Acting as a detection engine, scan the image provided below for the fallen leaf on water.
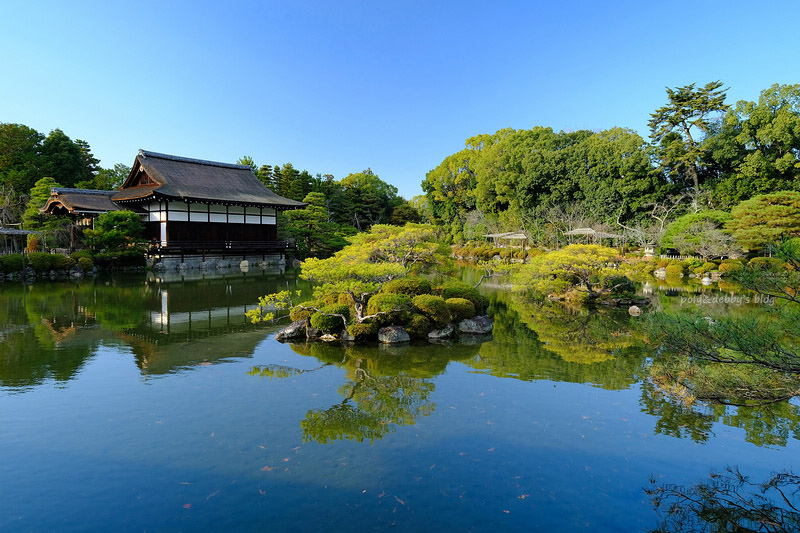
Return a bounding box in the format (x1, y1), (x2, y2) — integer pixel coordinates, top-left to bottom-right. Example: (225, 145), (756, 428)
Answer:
(620, 418), (628, 421)
(519, 494), (530, 500)
(292, 446), (300, 451)
(258, 489), (266, 496)
(210, 432), (214, 437)
(206, 490), (219, 501)
(503, 510), (510, 514)
(362, 489), (367, 494)
(179, 482), (191, 485)
(395, 496), (405, 506)
(183, 504), (192, 509)
(199, 362), (212, 366)
(259, 446), (266, 450)
(261, 466), (274, 472)
(429, 464), (436, 470)
(377, 491), (386, 498)
(283, 458), (290, 462)
(487, 448), (495, 452)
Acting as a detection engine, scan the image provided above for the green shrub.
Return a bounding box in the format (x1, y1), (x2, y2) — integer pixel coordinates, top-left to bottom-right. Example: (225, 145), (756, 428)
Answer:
(412, 294), (451, 327)
(310, 303), (350, 333)
(94, 250), (146, 269)
(0, 253), (24, 274)
(27, 252), (55, 272)
(665, 263), (685, 278)
(748, 257), (784, 270)
(346, 321), (378, 342)
(70, 250), (94, 261)
(657, 259), (671, 268)
(718, 260), (743, 274)
(381, 276), (433, 297)
(682, 258), (703, 270)
(446, 297), (476, 321)
(366, 293), (412, 325)
(77, 257), (94, 271)
(406, 313), (432, 339)
(50, 254), (72, 270)
(290, 301), (319, 322)
(439, 281), (489, 313)
(602, 275), (635, 296)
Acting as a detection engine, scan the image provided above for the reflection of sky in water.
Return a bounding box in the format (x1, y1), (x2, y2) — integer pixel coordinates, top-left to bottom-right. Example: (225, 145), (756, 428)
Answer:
(0, 272), (797, 531)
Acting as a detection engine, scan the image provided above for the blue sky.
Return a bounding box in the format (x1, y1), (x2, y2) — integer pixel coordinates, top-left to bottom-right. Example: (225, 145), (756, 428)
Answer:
(1, 1), (798, 199)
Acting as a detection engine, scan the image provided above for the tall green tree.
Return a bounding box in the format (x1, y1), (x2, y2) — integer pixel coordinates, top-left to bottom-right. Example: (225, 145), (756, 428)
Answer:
(649, 81), (729, 209)
(40, 128), (87, 188)
(284, 192), (349, 258)
(727, 191), (800, 250)
(711, 84), (800, 206)
(339, 169), (400, 230)
(0, 123), (45, 193)
(22, 176), (70, 248)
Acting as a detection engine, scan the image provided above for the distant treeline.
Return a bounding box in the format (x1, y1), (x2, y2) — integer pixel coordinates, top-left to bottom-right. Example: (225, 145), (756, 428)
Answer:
(420, 82), (800, 246)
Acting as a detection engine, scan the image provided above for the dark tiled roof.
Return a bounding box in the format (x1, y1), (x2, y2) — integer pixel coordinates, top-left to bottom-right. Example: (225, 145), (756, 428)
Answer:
(115, 150), (307, 209)
(42, 188), (120, 214)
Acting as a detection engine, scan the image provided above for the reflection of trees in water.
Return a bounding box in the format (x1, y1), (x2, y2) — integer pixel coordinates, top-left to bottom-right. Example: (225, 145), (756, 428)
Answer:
(640, 380), (800, 447)
(249, 341), (482, 444)
(646, 466), (800, 533)
(301, 358), (436, 444)
(466, 293), (648, 390)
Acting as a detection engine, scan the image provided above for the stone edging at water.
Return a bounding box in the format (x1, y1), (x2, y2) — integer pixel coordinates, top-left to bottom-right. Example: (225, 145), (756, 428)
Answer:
(275, 315), (494, 345)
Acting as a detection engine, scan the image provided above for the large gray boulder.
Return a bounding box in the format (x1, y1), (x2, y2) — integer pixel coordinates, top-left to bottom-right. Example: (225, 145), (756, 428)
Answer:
(458, 315), (493, 335)
(378, 326), (410, 344)
(428, 324), (455, 340)
(275, 320), (309, 342)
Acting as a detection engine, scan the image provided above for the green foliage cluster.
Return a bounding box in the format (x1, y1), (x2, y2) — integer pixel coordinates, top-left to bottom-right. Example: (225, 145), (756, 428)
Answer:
(365, 293), (411, 326)
(438, 281), (489, 313)
(411, 294), (451, 327)
(452, 244), (506, 260)
(664, 263), (685, 278)
(420, 83), (800, 253)
(445, 298), (475, 321)
(83, 210), (144, 251)
(513, 244), (622, 297)
(727, 191), (800, 251)
(309, 304), (350, 333)
(380, 276), (433, 296)
(0, 253), (23, 273)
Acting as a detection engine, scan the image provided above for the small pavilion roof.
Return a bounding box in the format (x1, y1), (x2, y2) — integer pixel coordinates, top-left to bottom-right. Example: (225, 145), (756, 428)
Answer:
(484, 231), (528, 240)
(41, 188), (121, 215)
(564, 227), (623, 239)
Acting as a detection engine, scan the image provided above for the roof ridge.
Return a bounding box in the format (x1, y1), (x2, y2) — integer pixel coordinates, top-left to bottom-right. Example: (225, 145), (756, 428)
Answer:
(53, 188), (117, 195)
(138, 149), (252, 171)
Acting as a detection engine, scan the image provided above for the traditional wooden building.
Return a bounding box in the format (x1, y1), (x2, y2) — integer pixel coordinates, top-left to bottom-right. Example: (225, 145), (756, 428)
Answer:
(112, 150), (305, 253)
(42, 150), (305, 260)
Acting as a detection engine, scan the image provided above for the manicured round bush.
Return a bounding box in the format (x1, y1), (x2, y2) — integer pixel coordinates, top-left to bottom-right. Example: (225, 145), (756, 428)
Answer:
(446, 298), (475, 321)
(50, 254), (72, 270)
(657, 259), (671, 268)
(70, 250), (94, 261)
(0, 253), (24, 274)
(77, 257), (94, 271)
(665, 263), (685, 278)
(27, 252), (55, 272)
(381, 276), (433, 297)
(346, 321), (378, 342)
(411, 294), (451, 327)
(406, 313), (432, 339)
(718, 260), (743, 274)
(439, 281), (489, 313)
(310, 303), (351, 333)
(366, 293), (412, 325)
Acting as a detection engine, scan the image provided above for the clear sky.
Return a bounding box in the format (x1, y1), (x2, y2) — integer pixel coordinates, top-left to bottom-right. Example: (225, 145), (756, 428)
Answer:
(1, 1), (798, 199)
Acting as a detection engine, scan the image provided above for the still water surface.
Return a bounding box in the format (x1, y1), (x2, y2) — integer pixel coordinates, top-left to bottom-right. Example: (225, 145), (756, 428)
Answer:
(1, 270), (798, 531)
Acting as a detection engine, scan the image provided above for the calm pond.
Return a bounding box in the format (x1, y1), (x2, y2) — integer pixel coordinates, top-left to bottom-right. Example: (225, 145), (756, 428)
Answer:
(1, 269), (798, 531)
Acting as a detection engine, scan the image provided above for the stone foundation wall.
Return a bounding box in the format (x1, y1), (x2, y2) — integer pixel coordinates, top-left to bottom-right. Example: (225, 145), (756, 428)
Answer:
(148, 253), (285, 272)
